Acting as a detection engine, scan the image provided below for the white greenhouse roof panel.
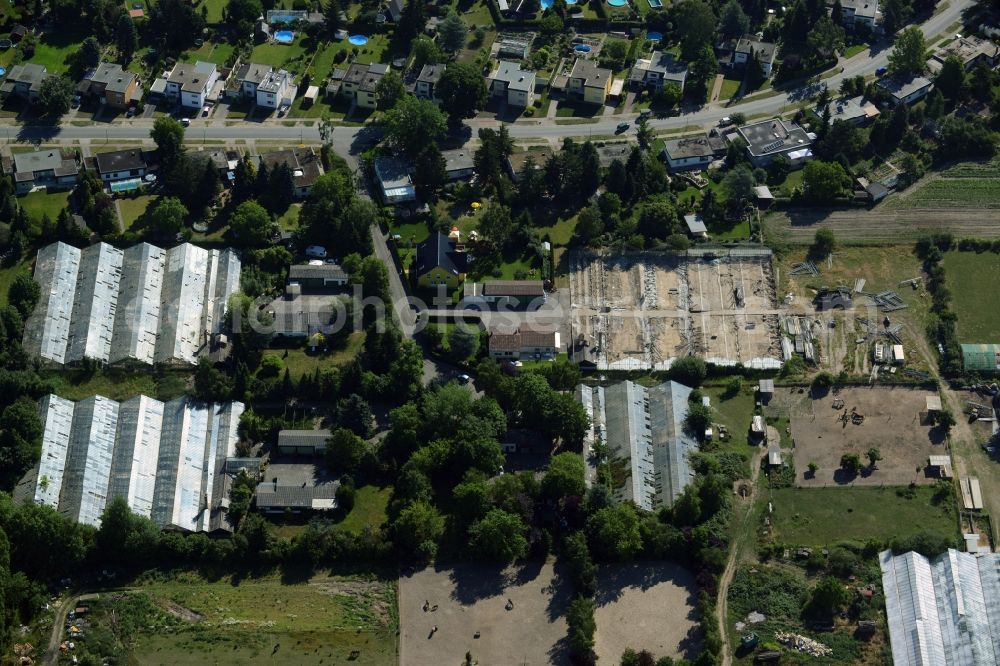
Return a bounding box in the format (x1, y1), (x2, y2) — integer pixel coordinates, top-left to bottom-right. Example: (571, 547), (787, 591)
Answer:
(22, 242), (81, 363)
(109, 243), (166, 365)
(66, 243), (123, 363)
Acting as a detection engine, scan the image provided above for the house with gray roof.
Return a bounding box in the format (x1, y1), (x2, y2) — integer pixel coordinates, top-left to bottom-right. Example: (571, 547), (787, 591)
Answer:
(877, 75), (933, 105)
(734, 117), (815, 166)
(629, 51), (688, 91)
(415, 63), (444, 103)
(577, 380), (698, 510)
(662, 133), (727, 171)
(339, 62), (388, 109)
(838, 0), (881, 30)
(256, 68), (294, 109)
(374, 155), (416, 204)
(817, 95), (880, 125)
(3, 149), (79, 193)
(489, 61), (536, 107)
(93, 149), (151, 182)
(165, 60), (219, 109)
(732, 35), (778, 77)
(77, 63), (140, 109)
(442, 149), (475, 180)
(0, 63), (49, 103)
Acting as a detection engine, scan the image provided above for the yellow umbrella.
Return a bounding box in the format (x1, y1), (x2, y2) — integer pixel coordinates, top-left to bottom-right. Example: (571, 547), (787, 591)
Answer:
(470, 201), (482, 209)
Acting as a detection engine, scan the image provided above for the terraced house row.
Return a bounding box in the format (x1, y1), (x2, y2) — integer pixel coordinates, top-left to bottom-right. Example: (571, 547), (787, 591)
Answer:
(15, 394), (244, 533)
(23, 241), (241, 365)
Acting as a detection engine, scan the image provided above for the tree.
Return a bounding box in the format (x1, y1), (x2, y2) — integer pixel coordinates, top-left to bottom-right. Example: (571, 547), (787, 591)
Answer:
(723, 165), (755, 209)
(636, 116), (653, 150)
(412, 143), (447, 194)
(542, 452), (585, 500)
(888, 26), (928, 77)
(811, 228), (836, 259)
(229, 201), (274, 246)
(840, 452), (861, 474)
(325, 428), (368, 473)
(807, 461), (819, 476)
(474, 125), (513, 197)
(227, 0), (262, 35)
(151, 117), (186, 168)
(719, 0), (749, 39)
(689, 44), (719, 97)
(410, 36), (443, 71)
(934, 55), (967, 101)
(116, 14), (138, 60)
(576, 204), (603, 243)
(685, 403), (713, 437)
(866, 447), (882, 469)
(0, 398), (44, 488)
(656, 82), (682, 109)
(338, 393), (374, 438)
(438, 12), (467, 52)
(375, 69), (405, 109)
(324, 0), (342, 36)
(468, 509), (528, 563)
(831, 0), (843, 24)
(193, 357), (232, 401)
(807, 15), (845, 62)
(936, 408), (956, 435)
(675, 1), (717, 60)
(147, 196), (187, 235)
(669, 356), (707, 387)
(79, 36), (101, 68)
(38, 76), (74, 116)
(447, 323), (480, 361)
(382, 95), (446, 157)
(567, 596), (597, 659)
(393, 500), (444, 560)
(8, 273), (40, 320)
(478, 203), (514, 251)
(805, 577), (848, 619)
(147, 0), (205, 51)
(437, 62), (488, 122)
(801, 160), (848, 202)
(587, 504), (643, 561)
(397, 0), (426, 43)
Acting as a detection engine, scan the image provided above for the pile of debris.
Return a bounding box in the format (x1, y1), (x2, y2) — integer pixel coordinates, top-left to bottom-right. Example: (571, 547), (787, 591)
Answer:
(781, 316), (815, 363)
(790, 261), (820, 276)
(870, 290), (907, 311)
(775, 631), (832, 657)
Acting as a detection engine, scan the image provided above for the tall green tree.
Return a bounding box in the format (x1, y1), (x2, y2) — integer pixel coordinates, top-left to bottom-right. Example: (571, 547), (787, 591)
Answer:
(675, 1), (717, 60)
(934, 55), (967, 101)
(888, 26), (928, 77)
(375, 69), (405, 109)
(437, 12), (467, 52)
(437, 62), (489, 122)
(468, 509), (528, 563)
(151, 117), (186, 168)
(38, 76), (74, 116)
(382, 95), (446, 157)
(147, 196), (188, 235)
(115, 14), (138, 59)
(229, 200), (274, 245)
(324, 0), (342, 35)
(719, 0), (749, 39)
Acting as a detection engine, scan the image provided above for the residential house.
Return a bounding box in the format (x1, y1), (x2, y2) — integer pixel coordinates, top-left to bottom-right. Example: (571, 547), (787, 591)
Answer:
(231, 62), (272, 100)
(76, 63), (140, 109)
(374, 156), (416, 204)
(165, 61), (219, 109)
(661, 133), (727, 171)
(257, 148), (324, 198)
(488, 328), (561, 360)
(93, 149), (150, 183)
(415, 231), (467, 290)
(204, 148), (241, 184)
(732, 35), (778, 77)
(383, 0), (404, 22)
(256, 68), (294, 109)
(506, 147), (552, 182)
(489, 61), (536, 107)
(442, 149), (475, 181)
(817, 95), (880, 125)
(415, 63), (444, 103)
(629, 51), (688, 91)
(568, 58), (613, 104)
(3, 150), (79, 193)
(838, 0), (881, 30)
(683, 214), (708, 239)
(733, 118), (815, 166)
(288, 264), (349, 288)
(0, 63), (49, 103)
(340, 62), (388, 109)
(930, 35), (999, 72)
(463, 280), (546, 307)
(877, 76), (933, 105)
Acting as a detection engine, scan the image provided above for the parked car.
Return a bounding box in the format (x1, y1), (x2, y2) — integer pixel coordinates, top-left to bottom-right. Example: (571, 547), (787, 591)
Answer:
(615, 122), (630, 133)
(875, 66), (887, 77)
(180, 117), (191, 127)
(202, 105), (210, 117)
(719, 116), (733, 127)
(305, 245), (327, 258)
(278, 104), (289, 117)
(71, 95), (81, 108)
(125, 106), (136, 118)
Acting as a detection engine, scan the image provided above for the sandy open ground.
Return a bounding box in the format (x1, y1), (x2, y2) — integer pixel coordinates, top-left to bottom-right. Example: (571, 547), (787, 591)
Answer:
(399, 561), (570, 666)
(777, 386), (949, 486)
(594, 562), (701, 664)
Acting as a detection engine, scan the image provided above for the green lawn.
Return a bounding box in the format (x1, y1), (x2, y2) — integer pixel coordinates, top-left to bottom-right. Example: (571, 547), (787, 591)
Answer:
(769, 485), (958, 546)
(18, 190), (70, 222)
(42, 367), (189, 402)
(942, 251), (1000, 342)
(276, 203), (301, 231)
(719, 73), (741, 100)
(890, 177), (1000, 209)
(195, 0), (228, 23)
(180, 40), (236, 66)
(843, 43), (869, 58)
(126, 572), (397, 666)
(117, 194), (157, 232)
(538, 215), (577, 246)
(29, 30), (88, 73)
(337, 486), (391, 535)
(555, 101), (602, 118)
(262, 331), (366, 380)
(0, 258), (31, 306)
(251, 40), (310, 70)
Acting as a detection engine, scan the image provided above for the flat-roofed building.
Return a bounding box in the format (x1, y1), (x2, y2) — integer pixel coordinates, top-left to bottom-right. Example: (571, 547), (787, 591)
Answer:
(288, 263), (349, 288)
(877, 75), (933, 106)
(277, 429), (331, 455)
(817, 95), (880, 125)
(464, 280), (546, 306)
(23, 242), (82, 364)
(838, 0), (881, 30)
(0, 63), (49, 102)
(732, 35), (778, 77)
(662, 134), (727, 171)
(578, 380), (697, 510)
(4, 149), (79, 193)
(93, 148), (150, 183)
(66, 243), (123, 364)
(257, 147), (324, 198)
(930, 34), (998, 71)
(629, 51), (688, 90)
(165, 60), (219, 109)
(734, 118), (815, 166)
(374, 155), (416, 204)
(415, 63), (444, 103)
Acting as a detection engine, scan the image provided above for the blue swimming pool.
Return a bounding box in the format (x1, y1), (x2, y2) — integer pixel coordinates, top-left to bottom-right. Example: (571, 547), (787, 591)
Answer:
(274, 30), (295, 43)
(267, 10), (305, 23)
(0, 68), (6, 77)
(608, 0), (627, 6)
(110, 178), (142, 193)
(574, 44), (592, 53)
(349, 34), (369, 46)
(541, 0), (577, 8)
(646, 30), (663, 40)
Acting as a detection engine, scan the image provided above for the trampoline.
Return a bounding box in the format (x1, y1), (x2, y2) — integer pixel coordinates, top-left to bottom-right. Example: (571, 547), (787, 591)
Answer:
(348, 34), (369, 46)
(274, 30), (295, 43)
(574, 44), (592, 53)
(646, 30), (663, 40)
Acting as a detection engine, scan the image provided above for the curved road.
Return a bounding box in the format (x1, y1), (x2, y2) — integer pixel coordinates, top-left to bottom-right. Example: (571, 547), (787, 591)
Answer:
(1, 0), (972, 149)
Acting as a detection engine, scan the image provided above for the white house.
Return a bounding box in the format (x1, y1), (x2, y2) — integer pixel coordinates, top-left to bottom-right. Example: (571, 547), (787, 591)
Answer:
(93, 149), (149, 183)
(415, 63), (444, 104)
(732, 35), (778, 77)
(629, 51), (688, 91)
(662, 134), (727, 172)
(256, 68), (294, 109)
(488, 328), (561, 360)
(877, 76), (933, 106)
(489, 61), (535, 107)
(165, 61), (219, 109)
(838, 0), (881, 31)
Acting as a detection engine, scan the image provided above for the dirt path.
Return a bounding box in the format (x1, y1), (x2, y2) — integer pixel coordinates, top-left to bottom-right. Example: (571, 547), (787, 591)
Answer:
(763, 208), (1000, 244)
(717, 447), (765, 666)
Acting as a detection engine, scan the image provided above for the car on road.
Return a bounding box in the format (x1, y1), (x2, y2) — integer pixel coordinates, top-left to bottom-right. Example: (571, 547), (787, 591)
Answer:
(875, 66), (887, 77)
(719, 116), (733, 127)
(305, 245), (327, 258)
(615, 122), (631, 133)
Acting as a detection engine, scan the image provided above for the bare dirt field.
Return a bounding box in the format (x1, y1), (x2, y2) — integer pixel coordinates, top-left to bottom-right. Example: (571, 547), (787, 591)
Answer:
(763, 207), (1000, 244)
(399, 561), (570, 666)
(775, 386), (948, 487)
(570, 251), (781, 370)
(594, 563), (701, 664)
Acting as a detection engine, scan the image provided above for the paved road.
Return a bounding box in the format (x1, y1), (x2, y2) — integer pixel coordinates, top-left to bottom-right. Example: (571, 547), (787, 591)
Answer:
(1, 0), (972, 148)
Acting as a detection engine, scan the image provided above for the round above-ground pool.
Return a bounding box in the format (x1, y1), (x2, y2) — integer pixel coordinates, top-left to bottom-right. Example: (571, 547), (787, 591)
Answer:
(274, 30), (295, 43)
(349, 34), (369, 46)
(647, 30), (663, 41)
(574, 44), (592, 53)
(0, 68), (6, 77)
(0, 39), (11, 49)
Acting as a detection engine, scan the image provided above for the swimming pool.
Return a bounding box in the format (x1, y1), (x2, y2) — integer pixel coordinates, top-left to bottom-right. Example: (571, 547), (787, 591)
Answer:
(540, 0), (577, 8)
(110, 178), (143, 193)
(267, 10), (306, 23)
(0, 68), (6, 77)
(646, 30), (663, 40)
(348, 34), (369, 46)
(574, 44), (592, 53)
(608, 0), (627, 6)
(274, 30), (295, 43)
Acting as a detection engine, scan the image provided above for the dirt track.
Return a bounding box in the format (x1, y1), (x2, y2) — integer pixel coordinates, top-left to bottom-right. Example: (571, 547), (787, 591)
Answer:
(763, 208), (1000, 244)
